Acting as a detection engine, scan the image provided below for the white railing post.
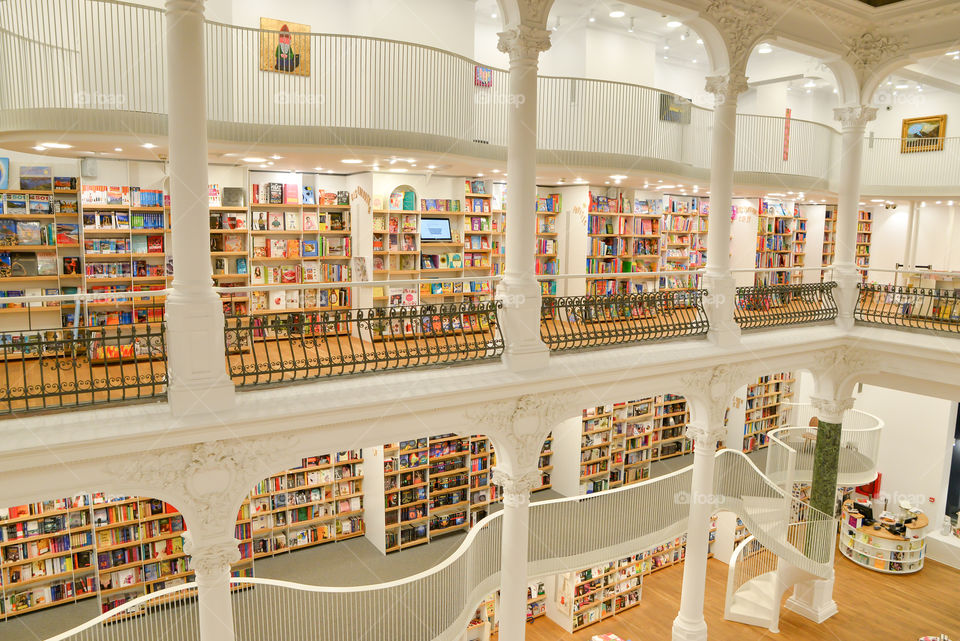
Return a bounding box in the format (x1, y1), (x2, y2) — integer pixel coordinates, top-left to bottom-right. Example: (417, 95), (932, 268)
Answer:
(702, 74), (749, 348)
(164, 0), (236, 416)
(671, 421), (724, 641)
(833, 106), (878, 329)
(495, 22), (552, 373)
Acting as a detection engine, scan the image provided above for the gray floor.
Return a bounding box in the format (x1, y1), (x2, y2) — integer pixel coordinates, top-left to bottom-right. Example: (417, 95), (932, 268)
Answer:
(0, 489), (564, 641)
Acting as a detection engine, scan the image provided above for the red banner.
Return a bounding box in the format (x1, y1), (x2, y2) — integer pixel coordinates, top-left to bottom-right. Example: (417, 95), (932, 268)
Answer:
(783, 108), (792, 161)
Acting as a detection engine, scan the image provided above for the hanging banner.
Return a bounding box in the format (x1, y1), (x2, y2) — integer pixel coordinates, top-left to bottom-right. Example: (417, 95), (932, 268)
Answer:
(783, 108), (792, 161)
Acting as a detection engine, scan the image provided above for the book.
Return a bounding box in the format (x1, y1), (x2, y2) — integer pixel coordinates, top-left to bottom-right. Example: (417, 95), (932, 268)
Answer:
(62, 257), (80, 275)
(302, 239), (318, 257)
(29, 195), (51, 215)
(268, 290), (285, 310)
(208, 184), (222, 207)
(36, 253), (57, 276)
(223, 235), (243, 253)
(267, 212), (284, 231)
(284, 212), (299, 231)
(302, 186), (315, 204)
(253, 211), (269, 230)
(20, 166), (52, 191)
(286, 239), (301, 258)
(11, 254), (38, 277)
(284, 184), (299, 204)
(6, 194), (27, 216)
(236, 257), (248, 274)
(17, 222), (41, 246)
(303, 212), (318, 231)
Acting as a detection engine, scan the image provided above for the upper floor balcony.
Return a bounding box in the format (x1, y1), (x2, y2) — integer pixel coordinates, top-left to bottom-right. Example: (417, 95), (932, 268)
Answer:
(0, 0), (959, 195)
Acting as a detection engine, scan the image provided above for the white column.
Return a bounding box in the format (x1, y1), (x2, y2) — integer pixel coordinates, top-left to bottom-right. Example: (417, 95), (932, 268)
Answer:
(702, 74), (749, 347)
(672, 422), (721, 641)
(492, 467), (540, 641)
(183, 534), (239, 641)
(164, 0), (235, 415)
(945, 205), (957, 269)
(495, 26), (551, 372)
(901, 201), (917, 285)
(833, 106), (877, 328)
(909, 204), (921, 268)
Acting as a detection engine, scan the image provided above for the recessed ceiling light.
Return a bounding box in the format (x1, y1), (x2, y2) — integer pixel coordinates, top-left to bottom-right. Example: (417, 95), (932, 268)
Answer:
(604, 181), (610, 185)
(243, 157), (266, 163)
(589, 11), (596, 22)
(259, 164), (268, 168)
(696, 38), (703, 45)
(833, 88), (838, 94)
(949, 201), (955, 206)
(372, 165), (380, 171)
(870, 199), (886, 203)
(314, 166), (323, 171)
(341, 159), (363, 164)
(270, 154), (282, 160)
(477, 173), (484, 177)
(664, 44), (670, 50)
(427, 165), (437, 169)
(609, 6), (625, 18)
(666, 20), (682, 28)
(491, 12), (497, 19)
(758, 44), (773, 54)
(327, 170), (334, 174)
(936, 200), (942, 205)
(389, 168), (408, 173)
(954, 55), (959, 61)
(947, 50), (960, 56)
(32, 145), (46, 151)
(610, 174), (627, 180)
(492, 169), (500, 173)
(80, 151), (95, 155)
(804, 80), (816, 88)
(895, 84), (908, 89)
(141, 143), (157, 149)
(692, 59), (697, 64)
(114, 147), (123, 152)
(267, 161), (274, 166)
(920, 201), (926, 207)
(41, 142), (72, 149)
(663, 56), (668, 60)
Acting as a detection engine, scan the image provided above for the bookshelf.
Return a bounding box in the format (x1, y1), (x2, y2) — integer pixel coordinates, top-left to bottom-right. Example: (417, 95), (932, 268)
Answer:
(659, 196), (708, 293)
(792, 207), (807, 280)
(535, 193), (560, 298)
(856, 209), (872, 281)
(821, 205), (836, 280)
(755, 200), (798, 286)
(250, 451), (364, 558)
(247, 178), (353, 314)
(585, 191), (662, 296)
(367, 434), (551, 554)
(0, 449), (360, 621)
(741, 372), (794, 452)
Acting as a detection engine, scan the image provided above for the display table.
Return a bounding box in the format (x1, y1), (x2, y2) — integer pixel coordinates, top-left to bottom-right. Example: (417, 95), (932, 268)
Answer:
(838, 500), (928, 574)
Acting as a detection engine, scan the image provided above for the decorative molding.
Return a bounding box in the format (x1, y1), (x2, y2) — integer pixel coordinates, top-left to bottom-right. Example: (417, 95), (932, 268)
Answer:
(466, 393), (572, 469)
(511, 0), (555, 27)
(681, 364), (748, 426)
(705, 74), (750, 105)
(491, 468), (541, 507)
(497, 24), (552, 63)
(182, 532), (240, 579)
(112, 436), (301, 535)
(834, 105), (878, 131)
(814, 345), (875, 388)
(843, 30), (905, 72)
(685, 421), (725, 444)
(809, 396), (855, 424)
(703, 0), (774, 73)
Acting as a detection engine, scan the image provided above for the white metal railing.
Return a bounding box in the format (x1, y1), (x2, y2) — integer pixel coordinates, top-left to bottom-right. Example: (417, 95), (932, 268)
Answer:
(1, 0), (841, 185)
(41, 582), (199, 641)
(862, 137), (960, 188)
(726, 535), (776, 601)
(43, 449), (836, 641)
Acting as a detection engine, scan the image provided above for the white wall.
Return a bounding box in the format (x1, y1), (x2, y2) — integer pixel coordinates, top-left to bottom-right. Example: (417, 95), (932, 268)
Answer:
(852, 384), (956, 525)
(584, 31), (655, 87)
(868, 88), (960, 140)
(730, 198), (760, 286)
(653, 59), (709, 106)
(1, 150), (80, 187)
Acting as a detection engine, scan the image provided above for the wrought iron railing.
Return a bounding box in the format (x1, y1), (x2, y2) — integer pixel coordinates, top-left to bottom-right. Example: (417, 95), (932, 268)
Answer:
(0, 297), (168, 416)
(225, 301), (503, 386)
(734, 282), (838, 330)
(539, 290), (709, 351)
(856, 283), (960, 334)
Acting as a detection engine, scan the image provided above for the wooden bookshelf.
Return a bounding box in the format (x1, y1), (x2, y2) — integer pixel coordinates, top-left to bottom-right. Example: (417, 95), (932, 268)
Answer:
(585, 190), (662, 296)
(741, 372), (794, 452)
(659, 195), (707, 292)
(535, 192), (560, 298)
(250, 451), (364, 558)
(857, 209), (872, 281)
(373, 433), (550, 554)
(821, 205), (836, 281)
(755, 200), (799, 286)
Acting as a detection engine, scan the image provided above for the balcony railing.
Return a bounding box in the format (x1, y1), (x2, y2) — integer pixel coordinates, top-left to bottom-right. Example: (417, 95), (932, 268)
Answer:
(856, 281), (960, 334)
(0, 291), (168, 415)
(225, 296), (503, 387)
(540, 289), (709, 351)
(734, 282), (838, 330)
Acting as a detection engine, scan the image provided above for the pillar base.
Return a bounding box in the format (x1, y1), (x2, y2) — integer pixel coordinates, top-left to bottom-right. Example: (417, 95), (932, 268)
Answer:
(496, 276), (549, 373)
(784, 575), (838, 624)
(702, 273), (741, 348)
(833, 265), (859, 331)
(502, 346), (550, 374)
(672, 614), (708, 641)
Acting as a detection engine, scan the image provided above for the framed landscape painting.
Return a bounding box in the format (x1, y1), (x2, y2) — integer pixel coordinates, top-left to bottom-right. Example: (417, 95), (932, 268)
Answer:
(901, 114), (946, 153)
(259, 17), (311, 77)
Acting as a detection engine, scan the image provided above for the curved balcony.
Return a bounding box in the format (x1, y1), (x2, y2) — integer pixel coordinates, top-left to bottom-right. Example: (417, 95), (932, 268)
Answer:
(765, 403), (883, 488)
(43, 449), (833, 641)
(0, 0), (839, 191)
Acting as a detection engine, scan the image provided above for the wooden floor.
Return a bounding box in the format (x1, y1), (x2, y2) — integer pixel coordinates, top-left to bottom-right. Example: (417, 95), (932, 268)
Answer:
(522, 555), (960, 641)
